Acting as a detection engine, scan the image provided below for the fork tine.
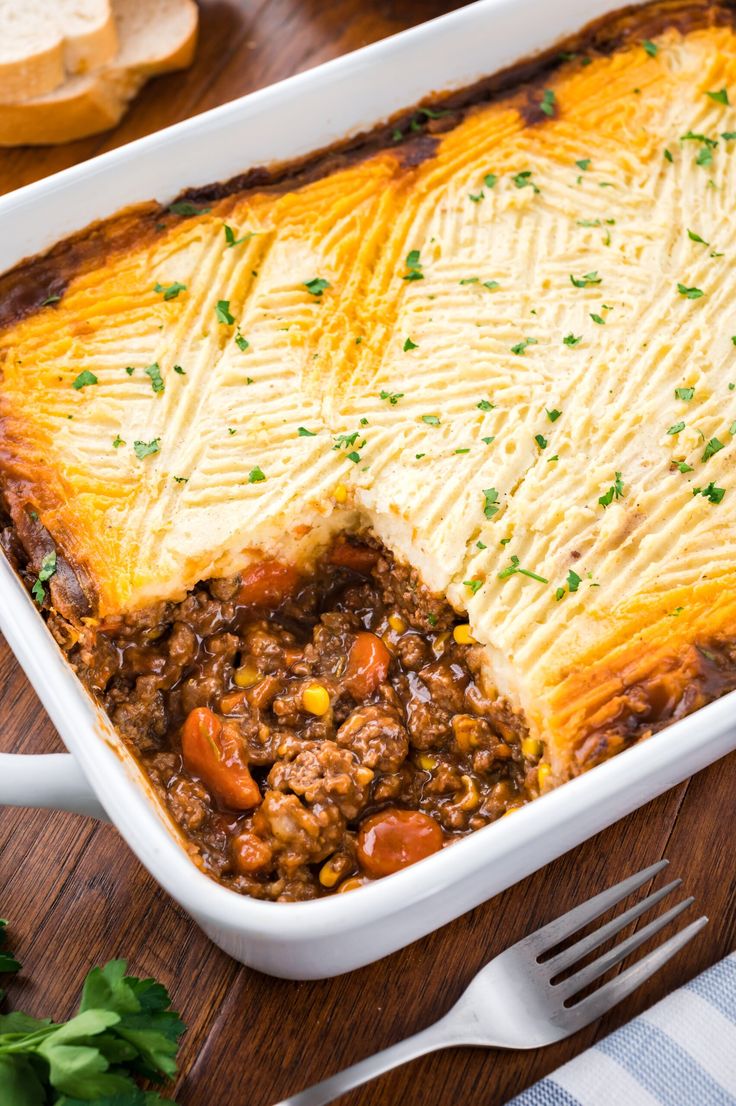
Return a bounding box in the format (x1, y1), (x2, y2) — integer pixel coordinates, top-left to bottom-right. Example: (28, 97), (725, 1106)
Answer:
(528, 859), (669, 954)
(546, 879), (683, 975)
(559, 916), (708, 1029)
(555, 896), (694, 999)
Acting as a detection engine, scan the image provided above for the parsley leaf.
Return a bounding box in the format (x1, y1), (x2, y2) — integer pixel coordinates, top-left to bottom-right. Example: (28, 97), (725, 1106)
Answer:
(235, 330), (249, 352)
(144, 362), (165, 394)
(477, 399), (494, 411)
(546, 408), (562, 422)
(674, 460), (694, 473)
(512, 170), (540, 193)
(675, 386), (695, 400)
(540, 88), (556, 117)
(112, 434), (125, 448)
(534, 434), (548, 449)
(483, 279), (501, 291)
(154, 281), (186, 301)
(173, 364), (186, 375)
(304, 277), (331, 297)
(702, 436), (724, 461)
(576, 158), (591, 171)
(484, 173), (498, 188)
(667, 421), (686, 435)
(570, 270), (601, 287)
(463, 578), (484, 594)
(215, 300), (235, 324)
(482, 487), (499, 518)
(402, 249), (424, 281)
(590, 313), (605, 325)
(706, 88), (730, 105)
(248, 466), (266, 483)
(224, 224), (259, 248)
(40, 294), (61, 306)
(403, 337), (418, 351)
(563, 333), (582, 346)
(498, 555), (548, 584)
(511, 336), (538, 355)
(677, 283), (705, 299)
(72, 370), (98, 390)
(297, 427), (316, 436)
(421, 414), (440, 426)
(642, 38), (658, 57)
(598, 471), (625, 508)
(687, 229), (710, 245)
(168, 200), (211, 215)
(380, 390), (404, 405)
(133, 439), (160, 460)
(31, 551), (57, 604)
(693, 481), (725, 503)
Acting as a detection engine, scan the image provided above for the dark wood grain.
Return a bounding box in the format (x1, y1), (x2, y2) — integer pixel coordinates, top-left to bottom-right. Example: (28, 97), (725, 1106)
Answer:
(1, 3), (735, 1104)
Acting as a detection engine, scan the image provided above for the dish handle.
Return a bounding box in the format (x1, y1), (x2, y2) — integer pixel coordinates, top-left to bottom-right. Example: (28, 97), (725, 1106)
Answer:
(0, 753), (108, 821)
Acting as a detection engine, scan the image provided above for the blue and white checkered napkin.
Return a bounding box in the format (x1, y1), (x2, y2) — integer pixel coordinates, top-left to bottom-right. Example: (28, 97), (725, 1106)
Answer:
(508, 953), (736, 1106)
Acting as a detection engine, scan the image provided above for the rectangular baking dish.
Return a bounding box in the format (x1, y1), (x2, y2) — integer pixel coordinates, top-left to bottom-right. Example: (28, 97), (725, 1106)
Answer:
(1, 0), (736, 981)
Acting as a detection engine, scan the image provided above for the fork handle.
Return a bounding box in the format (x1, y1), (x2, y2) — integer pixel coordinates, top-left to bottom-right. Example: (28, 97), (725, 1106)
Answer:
(272, 1017), (457, 1106)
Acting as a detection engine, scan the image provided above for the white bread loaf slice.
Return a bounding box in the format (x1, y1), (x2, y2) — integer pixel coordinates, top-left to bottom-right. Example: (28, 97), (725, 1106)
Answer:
(0, 0), (118, 103)
(0, 0), (198, 146)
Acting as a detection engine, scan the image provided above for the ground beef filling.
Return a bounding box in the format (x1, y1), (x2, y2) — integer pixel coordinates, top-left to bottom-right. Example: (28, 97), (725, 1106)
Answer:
(66, 539), (537, 901)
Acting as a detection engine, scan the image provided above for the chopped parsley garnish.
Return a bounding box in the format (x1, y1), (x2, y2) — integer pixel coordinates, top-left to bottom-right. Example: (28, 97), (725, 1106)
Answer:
(702, 436), (724, 461)
(484, 173), (498, 188)
(469, 191), (485, 203)
(498, 555), (548, 584)
(216, 299), (235, 324)
(534, 434), (548, 449)
(334, 432), (360, 449)
(677, 283), (704, 299)
(674, 460), (694, 473)
(730, 421), (736, 436)
(297, 427), (317, 436)
(380, 390), (404, 405)
(642, 38), (658, 57)
(421, 414), (440, 426)
(540, 89), (556, 117)
(224, 224), (259, 248)
(173, 364), (186, 375)
(693, 481), (725, 503)
(590, 313), (605, 325)
(696, 146), (714, 168)
(477, 399), (494, 411)
(40, 294), (61, 306)
(235, 330), (249, 352)
(173, 476), (188, 484)
(512, 170), (540, 193)
(511, 336), (538, 355)
(228, 427), (237, 435)
(463, 578), (484, 594)
(133, 438), (160, 460)
(576, 158), (591, 171)
(125, 366), (135, 376)
(706, 88), (730, 105)
(681, 130), (717, 146)
(454, 448), (470, 454)
(476, 540), (487, 550)
(112, 434), (125, 448)
(304, 277), (331, 297)
(144, 362), (165, 394)
(687, 229), (709, 245)
(31, 550), (57, 604)
(481, 435), (495, 445)
(346, 451), (361, 463)
(546, 408), (562, 422)
(72, 370), (98, 390)
(403, 337), (418, 351)
(563, 333), (582, 346)
(154, 281), (186, 301)
(556, 568), (582, 600)
(248, 466), (266, 483)
(664, 148), (674, 163)
(483, 280), (500, 291)
(460, 277), (479, 285)
(168, 200), (211, 216)
(570, 270), (601, 287)
(675, 386), (695, 400)
(598, 471), (625, 508)
(402, 249), (424, 281)
(667, 421), (686, 435)
(482, 487), (499, 518)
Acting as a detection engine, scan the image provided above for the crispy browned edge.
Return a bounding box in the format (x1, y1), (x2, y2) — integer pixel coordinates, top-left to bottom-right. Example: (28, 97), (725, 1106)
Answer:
(0, 0), (732, 626)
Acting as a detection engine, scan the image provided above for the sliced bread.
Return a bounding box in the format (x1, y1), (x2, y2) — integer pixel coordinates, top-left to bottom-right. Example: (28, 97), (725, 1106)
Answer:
(0, 0), (198, 146)
(0, 0), (118, 103)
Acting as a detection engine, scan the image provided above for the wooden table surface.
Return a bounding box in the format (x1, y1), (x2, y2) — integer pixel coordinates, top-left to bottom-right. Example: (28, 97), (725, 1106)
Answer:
(1, 3), (735, 1103)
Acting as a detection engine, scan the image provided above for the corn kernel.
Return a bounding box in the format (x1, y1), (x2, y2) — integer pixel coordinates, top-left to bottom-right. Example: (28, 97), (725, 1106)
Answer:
(233, 663), (260, 688)
(458, 774), (481, 811)
(356, 766), (375, 786)
(537, 763), (552, 790)
(417, 753), (438, 771)
(521, 737), (543, 760)
(388, 613), (407, 633)
(319, 858), (342, 888)
(333, 483), (348, 504)
(302, 683), (330, 716)
(337, 877), (364, 894)
(453, 623), (476, 645)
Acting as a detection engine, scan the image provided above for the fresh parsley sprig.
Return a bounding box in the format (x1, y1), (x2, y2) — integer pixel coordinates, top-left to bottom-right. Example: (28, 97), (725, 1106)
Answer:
(0, 928), (185, 1104)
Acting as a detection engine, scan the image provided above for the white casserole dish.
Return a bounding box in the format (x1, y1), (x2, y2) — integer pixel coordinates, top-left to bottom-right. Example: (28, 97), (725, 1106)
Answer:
(1, 0), (736, 981)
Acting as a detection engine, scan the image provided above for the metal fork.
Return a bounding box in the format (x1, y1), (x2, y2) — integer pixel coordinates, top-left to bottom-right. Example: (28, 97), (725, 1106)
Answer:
(274, 860), (706, 1106)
